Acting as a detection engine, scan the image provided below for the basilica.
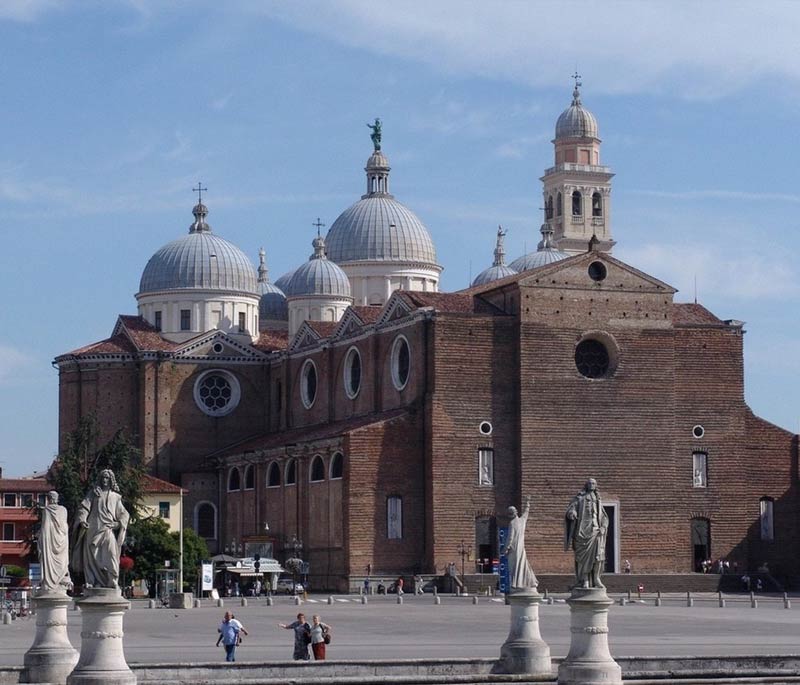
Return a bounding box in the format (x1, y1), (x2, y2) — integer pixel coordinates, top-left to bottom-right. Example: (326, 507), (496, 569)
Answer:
(56, 84), (798, 590)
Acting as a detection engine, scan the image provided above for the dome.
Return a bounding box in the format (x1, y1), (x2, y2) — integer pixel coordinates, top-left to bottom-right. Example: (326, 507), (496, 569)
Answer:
(472, 264), (517, 287)
(555, 85), (598, 140)
(256, 247), (288, 321)
(325, 147), (438, 265)
(274, 268), (295, 293)
(138, 203), (257, 295)
(509, 223), (570, 272)
(286, 234), (351, 298)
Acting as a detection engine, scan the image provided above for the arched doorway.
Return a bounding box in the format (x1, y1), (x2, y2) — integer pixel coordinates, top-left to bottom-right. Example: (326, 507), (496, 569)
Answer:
(691, 518), (710, 572)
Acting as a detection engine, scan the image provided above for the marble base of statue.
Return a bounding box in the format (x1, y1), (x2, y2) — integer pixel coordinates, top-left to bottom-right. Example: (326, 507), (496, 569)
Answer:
(22, 590), (79, 685)
(557, 586), (622, 685)
(496, 588), (552, 675)
(67, 587), (136, 685)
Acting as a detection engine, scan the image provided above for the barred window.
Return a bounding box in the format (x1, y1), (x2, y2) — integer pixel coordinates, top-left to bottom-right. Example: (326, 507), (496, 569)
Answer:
(387, 496), (403, 539)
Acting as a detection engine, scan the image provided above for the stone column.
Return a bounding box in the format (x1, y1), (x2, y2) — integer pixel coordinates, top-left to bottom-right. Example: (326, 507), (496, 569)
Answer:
(23, 591), (78, 684)
(557, 587), (621, 685)
(497, 589), (551, 675)
(67, 588), (136, 685)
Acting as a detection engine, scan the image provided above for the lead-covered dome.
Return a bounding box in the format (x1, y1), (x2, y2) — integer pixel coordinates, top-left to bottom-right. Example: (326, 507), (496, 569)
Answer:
(287, 234), (351, 298)
(555, 85), (598, 140)
(257, 248), (288, 323)
(472, 226), (518, 286)
(138, 203), (258, 295)
(510, 224), (570, 272)
(325, 148), (438, 265)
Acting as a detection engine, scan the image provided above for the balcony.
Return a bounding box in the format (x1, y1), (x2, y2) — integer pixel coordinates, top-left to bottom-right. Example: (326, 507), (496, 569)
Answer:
(543, 163), (612, 176)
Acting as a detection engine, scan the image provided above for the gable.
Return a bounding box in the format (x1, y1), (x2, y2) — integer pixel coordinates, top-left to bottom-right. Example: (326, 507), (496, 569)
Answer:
(174, 330), (268, 362)
(376, 291), (415, 326)
(332, 308), (369, 340)
(289, 321), (322, 353)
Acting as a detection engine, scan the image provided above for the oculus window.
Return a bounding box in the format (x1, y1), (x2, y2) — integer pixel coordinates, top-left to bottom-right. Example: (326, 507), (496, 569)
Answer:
(692, 452), (707, 488)
(391, 335), (411, 390)
(301, 360), (318, 408)
(344, 347), (362, 399)
(575, 339), (610, 378)
(193, 369), (241, 417)
(387, 496), (403, 539)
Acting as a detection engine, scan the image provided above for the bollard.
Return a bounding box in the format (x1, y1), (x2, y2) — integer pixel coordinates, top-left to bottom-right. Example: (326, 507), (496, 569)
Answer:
(433, 586), (438, 597)
(148, 599), (156, 609)
(2, 611), (10, 625)
(618, 597), (626, 606)
(216, 598), (224, 608)
(687, 592), (693, 608)
(327, 596), (334, 605)
(293, 595), (301, 606)
(719, 597), (726, 608)
(241, 598), (248, 607)
(655, 590), (662, 607)
(266, 596), (274, 606)
(397, 595), (403, 605)
(194, 599), (201, 608)
(434, 596), (441, 605)
(543, 588), (549, 600)
(547, 597), (554, 605)
(750, 592), (758, 609)
(361, 595), (368, 605)
(627, 589), (632, 601)
(472, 596), (479, 605)
(785, 597), (792, 610)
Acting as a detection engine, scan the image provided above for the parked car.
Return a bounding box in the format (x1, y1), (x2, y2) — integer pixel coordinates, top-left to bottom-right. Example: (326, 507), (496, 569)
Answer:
(276, 578), (304, 594)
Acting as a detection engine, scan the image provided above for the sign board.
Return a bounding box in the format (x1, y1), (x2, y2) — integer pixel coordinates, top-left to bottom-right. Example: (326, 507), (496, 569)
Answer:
(28, 563), (41, 583)
(0, 577), (11, 585)
(301, 562), (310, 575)
(497, 525), (510, 593)
(201, 563), (213, 592)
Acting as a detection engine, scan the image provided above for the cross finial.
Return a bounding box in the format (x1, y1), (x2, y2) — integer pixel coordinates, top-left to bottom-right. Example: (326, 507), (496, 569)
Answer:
(312, 217), (326, 236)
(193, 182), (207, 204)
(572, 70), (582, 89)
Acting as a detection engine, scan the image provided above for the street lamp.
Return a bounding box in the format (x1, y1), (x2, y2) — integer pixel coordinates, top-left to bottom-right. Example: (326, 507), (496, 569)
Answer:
(457, 539), (473, 580)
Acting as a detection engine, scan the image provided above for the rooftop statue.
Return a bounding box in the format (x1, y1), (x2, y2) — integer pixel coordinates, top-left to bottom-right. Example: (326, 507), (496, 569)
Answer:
(71, 469), (130, 589)
(501, 495), (538, 591)
(564, 478), (609, 589)
(37, 491), (73, 594)
(367, 117), (382, 151)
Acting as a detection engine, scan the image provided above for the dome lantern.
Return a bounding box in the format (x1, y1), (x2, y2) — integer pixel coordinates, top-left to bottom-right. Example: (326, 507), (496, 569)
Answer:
(471, 226), (518, 287)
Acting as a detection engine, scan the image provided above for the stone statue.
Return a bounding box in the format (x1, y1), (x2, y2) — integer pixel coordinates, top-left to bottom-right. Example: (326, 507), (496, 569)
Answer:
(564, 478), (609, 589)
(71, 469), (130, 589)
(366, 117), (382, 151)
(501, 495), (538, 591)
(37, 491), (72, 594)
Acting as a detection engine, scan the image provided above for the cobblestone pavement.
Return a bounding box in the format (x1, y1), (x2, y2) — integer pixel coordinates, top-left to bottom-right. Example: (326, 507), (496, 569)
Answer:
(1, 593), (798, 666)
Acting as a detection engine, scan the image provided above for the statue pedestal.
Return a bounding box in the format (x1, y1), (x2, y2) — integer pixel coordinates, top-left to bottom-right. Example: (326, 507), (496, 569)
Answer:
(67, 588), (136, 685)
(497, 589), (551, 675)
(557, 587), (622, 685)
(23, 591), (78, 685)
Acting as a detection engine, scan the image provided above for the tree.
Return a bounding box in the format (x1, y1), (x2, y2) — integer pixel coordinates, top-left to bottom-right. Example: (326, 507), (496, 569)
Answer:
(126, 517), (179, 595)
(174, 527), (209, 591)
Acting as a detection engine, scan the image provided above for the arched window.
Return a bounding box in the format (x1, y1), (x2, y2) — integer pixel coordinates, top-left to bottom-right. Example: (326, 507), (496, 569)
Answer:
(301, 360), (318, 408)
(227, 467), (241, 492)
(557, 192), (563, 216)
(285, 459), (297, 486)
(592, 192), (603, 217)
(194, 501), (217, 539)
(330, 452), (344, 479)
(344, 347), (362, 399)
(244, 464), (255, 490)
(572, 190), (582, 216)
(546, 195), (553, 220)
(760, 497), (774, 541)
(266, 461), (281, 487)
(310, 455), (325, 482)
(391, 335), (411, 390)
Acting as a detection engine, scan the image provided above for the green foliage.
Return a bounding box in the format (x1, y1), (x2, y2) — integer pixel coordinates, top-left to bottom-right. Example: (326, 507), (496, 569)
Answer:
(48, 415), (145, 524)
(3, 565), (26, 578)
(174, 527), (209, 590)
(126, 517), (179, 588)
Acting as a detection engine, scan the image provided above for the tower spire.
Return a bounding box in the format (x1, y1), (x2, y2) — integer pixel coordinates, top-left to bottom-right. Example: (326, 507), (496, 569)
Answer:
(189, 187), (211, 234)
(258, 247), (268, 283)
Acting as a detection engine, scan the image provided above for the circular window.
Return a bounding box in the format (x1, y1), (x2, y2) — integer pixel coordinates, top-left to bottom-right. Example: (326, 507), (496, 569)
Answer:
(693, 425), (705, 439)
(479, 421), (493, 436)
(391, 335), (411, 390)
(301, 360), (318, 408)
(588, 261), (607, 282)
(344, 347), (362, 399)
(575, 339), (611, 378)
(211, 342), (224, 354)
(193, 369), (241, 417)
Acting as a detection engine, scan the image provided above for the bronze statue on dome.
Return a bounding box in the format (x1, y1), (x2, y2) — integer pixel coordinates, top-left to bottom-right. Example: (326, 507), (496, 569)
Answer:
(367, 117), (382, 151)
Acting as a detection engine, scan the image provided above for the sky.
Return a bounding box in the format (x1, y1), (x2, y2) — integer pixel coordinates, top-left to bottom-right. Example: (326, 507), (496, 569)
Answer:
(1, 1), (799, 476)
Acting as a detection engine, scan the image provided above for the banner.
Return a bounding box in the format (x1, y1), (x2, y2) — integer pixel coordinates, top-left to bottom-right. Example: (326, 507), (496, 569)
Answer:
(201, 563), (213, 591)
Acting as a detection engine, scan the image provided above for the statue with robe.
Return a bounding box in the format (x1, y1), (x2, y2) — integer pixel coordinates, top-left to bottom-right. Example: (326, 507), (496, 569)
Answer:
(37, 491), (72, 594)
(366, 117), (382, 151)
(500, 495), (538, 591)
(565, 478), (609, 589)
(71, 469), (129, 589)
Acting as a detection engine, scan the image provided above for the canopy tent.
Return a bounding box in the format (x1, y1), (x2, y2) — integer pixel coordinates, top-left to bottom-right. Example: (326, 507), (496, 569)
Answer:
(210, 554), (240, 564)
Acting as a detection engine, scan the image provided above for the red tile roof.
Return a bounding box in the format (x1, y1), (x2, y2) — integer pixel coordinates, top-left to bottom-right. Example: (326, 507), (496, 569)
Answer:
(118, 315), (177, 352)
(67, 334), (138, 357)
(350, 305), (383, 324)
(141, 473), (185, 494)
(253, 329), (289, 352)
(0, 476), (51, 492)
(672, 303), (724, 326)
(400, 291), (502, 315)
(306, 321), (339, 338)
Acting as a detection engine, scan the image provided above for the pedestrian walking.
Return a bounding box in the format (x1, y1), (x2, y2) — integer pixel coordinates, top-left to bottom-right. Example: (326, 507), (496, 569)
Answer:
(279, 612), (311, 660)
(229, 613), (249, 645)
(309, 614), (332, 660)
(395, 576), (404, 595)
(216, 611), (240, 662)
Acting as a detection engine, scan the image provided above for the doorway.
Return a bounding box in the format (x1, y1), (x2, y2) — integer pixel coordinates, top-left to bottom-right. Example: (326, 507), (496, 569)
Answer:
(475, 516), (497, 573)
(691, 518), (710, 572)
(603, 503), (619, 573)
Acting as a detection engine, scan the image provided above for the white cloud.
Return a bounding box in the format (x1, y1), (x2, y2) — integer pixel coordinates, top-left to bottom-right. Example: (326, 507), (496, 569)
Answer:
(0, 0), (59, 22)
(259, 1), (800, 100)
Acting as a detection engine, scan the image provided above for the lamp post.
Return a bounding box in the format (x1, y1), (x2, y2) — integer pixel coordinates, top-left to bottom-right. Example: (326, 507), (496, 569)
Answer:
(457, 539), (473, 580)
(178, 488), (184, 594)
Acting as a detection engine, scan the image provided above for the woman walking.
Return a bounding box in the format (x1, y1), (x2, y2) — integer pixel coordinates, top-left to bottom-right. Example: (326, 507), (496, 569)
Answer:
(309, 614), (332, 660)
(279, 612), (311, 660)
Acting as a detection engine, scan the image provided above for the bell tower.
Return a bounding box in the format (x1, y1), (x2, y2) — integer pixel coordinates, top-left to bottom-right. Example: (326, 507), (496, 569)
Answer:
(541, 76), (615, 254)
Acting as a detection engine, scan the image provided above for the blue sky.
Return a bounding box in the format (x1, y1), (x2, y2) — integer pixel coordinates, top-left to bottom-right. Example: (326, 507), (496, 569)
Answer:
(1, 1), (799, 476)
